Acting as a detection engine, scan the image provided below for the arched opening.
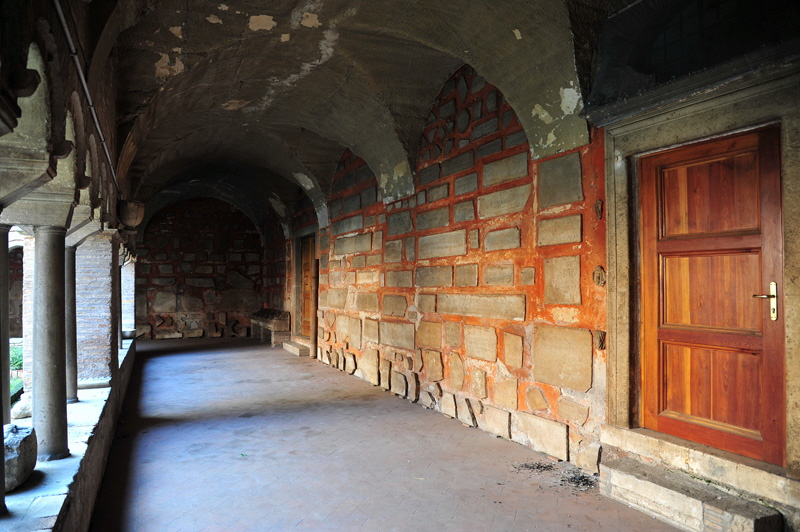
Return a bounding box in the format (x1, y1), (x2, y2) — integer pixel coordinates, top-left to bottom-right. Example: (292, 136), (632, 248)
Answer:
(137, 198), (286, 340)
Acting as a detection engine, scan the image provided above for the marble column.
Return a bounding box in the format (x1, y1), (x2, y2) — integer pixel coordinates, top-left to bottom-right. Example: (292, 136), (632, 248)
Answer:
(32, 226), (69, 461)
(65, 245), (77, 403)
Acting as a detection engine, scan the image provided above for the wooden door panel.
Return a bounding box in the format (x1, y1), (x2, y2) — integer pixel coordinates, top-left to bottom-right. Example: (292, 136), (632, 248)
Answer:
(662, 343), (762, 435)
(640, 127), (784, 466)
(662, 253), (761, 332)
(661, 153), (760, 237)
(300, 236), (315, 337)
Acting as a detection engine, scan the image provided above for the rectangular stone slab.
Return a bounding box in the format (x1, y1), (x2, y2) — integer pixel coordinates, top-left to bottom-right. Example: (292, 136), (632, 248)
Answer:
(438, 294), (525, 320)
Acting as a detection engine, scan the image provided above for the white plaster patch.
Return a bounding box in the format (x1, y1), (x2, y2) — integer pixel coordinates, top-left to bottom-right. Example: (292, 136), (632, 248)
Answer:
(532, 104), (553, 124)
(559, 87), (582, 116)
(249, 15), (277, 31)
(169, 26), (182, 39)
(269, 197), (287, 218)
(206, 14), (223, 24)
(172, 47), (182, 53)
(154, 53), (185, 81)
(513, 29), (522, 40)
(218, 3), (229, 10)
(281, 33), (291, 42)
(301, 12), (322, 28)
(221, 100), (250, 110)
(292, 172), (315, 190)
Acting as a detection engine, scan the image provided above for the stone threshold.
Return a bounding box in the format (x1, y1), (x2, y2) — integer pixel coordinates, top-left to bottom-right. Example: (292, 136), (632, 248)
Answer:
(600, 425), (799, 523)
(2, 340), (136, 532)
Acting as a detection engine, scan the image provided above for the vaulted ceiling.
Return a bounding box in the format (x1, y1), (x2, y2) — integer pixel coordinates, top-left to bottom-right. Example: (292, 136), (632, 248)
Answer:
(98, 0), (617, 229)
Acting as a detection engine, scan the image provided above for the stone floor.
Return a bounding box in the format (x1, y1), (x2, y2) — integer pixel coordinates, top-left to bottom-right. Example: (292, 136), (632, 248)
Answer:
(89, 339), (679, 532)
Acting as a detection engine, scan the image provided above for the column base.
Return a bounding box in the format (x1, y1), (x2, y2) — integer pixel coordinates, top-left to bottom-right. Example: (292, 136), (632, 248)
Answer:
(38, 450), (70, 462)
(67, 398), (79, 404)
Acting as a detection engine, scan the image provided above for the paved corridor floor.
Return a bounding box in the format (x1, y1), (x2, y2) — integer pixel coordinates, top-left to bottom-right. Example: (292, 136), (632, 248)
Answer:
(89, 339), (678, 532)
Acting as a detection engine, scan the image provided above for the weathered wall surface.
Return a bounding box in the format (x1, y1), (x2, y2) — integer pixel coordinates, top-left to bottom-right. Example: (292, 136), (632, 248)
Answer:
(136, 198), (285, 339)
(315, 66), (607, 469)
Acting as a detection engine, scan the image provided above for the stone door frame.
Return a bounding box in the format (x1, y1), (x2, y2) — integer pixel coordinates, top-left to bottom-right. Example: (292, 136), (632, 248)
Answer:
(603, 67), (800, 478)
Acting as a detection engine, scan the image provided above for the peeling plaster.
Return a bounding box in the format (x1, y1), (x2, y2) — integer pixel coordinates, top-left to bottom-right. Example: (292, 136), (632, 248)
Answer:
(221, 99), (251, 110)
(291, 0), (323, 28)
(300, 12), (322, 28)
(552, 307), (579, 324)
(292, 172), (315, 190)
(155, 53), (185, 81)
(532, 104), (553, 124)
(169, 26), (183, 39)
(559, 86), (582, 116)
(249, 15), (277, 32)
(246, 8), (355, 112)
(206, 15), (223, 24)
(513, 29), (522, 40)
(269, 197), (287, 218)
(218, 3), (229, 10)
(281, 33), (291, 42)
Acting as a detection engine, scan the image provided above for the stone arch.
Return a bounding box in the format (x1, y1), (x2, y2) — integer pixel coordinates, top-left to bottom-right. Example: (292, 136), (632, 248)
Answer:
(88, 134), (101, 209)
(69, 91), (89, 190)
(136, 197), (278, 340)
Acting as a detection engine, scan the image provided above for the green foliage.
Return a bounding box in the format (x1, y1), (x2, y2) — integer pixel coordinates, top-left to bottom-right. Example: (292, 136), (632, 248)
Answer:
(10, 344), (22, 371)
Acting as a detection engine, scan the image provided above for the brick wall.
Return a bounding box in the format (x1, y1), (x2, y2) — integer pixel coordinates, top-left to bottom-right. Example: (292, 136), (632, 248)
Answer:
(315, 65), (607, 469)
(136, 198), (285, 339)
(9, 245), (23, 337)
(76, 232), (119, 382)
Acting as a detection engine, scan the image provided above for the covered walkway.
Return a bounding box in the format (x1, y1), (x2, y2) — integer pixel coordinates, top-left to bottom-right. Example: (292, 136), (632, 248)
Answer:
(89, 339), (677, 532)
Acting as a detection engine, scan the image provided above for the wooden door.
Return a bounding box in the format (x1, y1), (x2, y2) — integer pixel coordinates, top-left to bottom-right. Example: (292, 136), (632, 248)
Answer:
(639, 127), (785, 465)
(300, 235), (316, 337)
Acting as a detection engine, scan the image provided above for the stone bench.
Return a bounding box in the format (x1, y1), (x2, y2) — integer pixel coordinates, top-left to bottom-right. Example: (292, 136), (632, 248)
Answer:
(251, 309), (291, 347)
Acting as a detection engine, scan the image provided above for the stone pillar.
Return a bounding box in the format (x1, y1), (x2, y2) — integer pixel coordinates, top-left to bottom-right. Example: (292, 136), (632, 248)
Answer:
(0, 225), (10, 424)
(75, 232), (119, 384)
(32, 226), (69, 461)
(65, 245), (77, 403)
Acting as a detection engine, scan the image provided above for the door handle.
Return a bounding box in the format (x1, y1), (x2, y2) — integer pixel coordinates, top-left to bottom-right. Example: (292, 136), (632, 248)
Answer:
(752, 281), (778, 321)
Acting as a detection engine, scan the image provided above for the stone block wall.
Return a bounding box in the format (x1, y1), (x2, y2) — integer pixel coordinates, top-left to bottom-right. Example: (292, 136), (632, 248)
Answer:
(314, 65), (607, 469)
(136, 198), (284, 339)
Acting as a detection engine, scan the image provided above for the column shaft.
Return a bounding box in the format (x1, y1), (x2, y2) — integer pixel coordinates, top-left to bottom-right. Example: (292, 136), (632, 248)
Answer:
(65, 245), (77, 403)
(32, 226), (69, 461)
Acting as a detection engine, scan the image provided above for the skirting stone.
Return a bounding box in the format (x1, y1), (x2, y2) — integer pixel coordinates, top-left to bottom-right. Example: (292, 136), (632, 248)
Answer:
(441, 392), (457, 418)
(515, 412), (569, 460)
(479, 405), (510, 439)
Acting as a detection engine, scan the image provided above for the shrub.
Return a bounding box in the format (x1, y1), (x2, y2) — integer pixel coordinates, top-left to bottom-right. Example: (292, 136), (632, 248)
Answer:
(10, 344), (22, 371)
